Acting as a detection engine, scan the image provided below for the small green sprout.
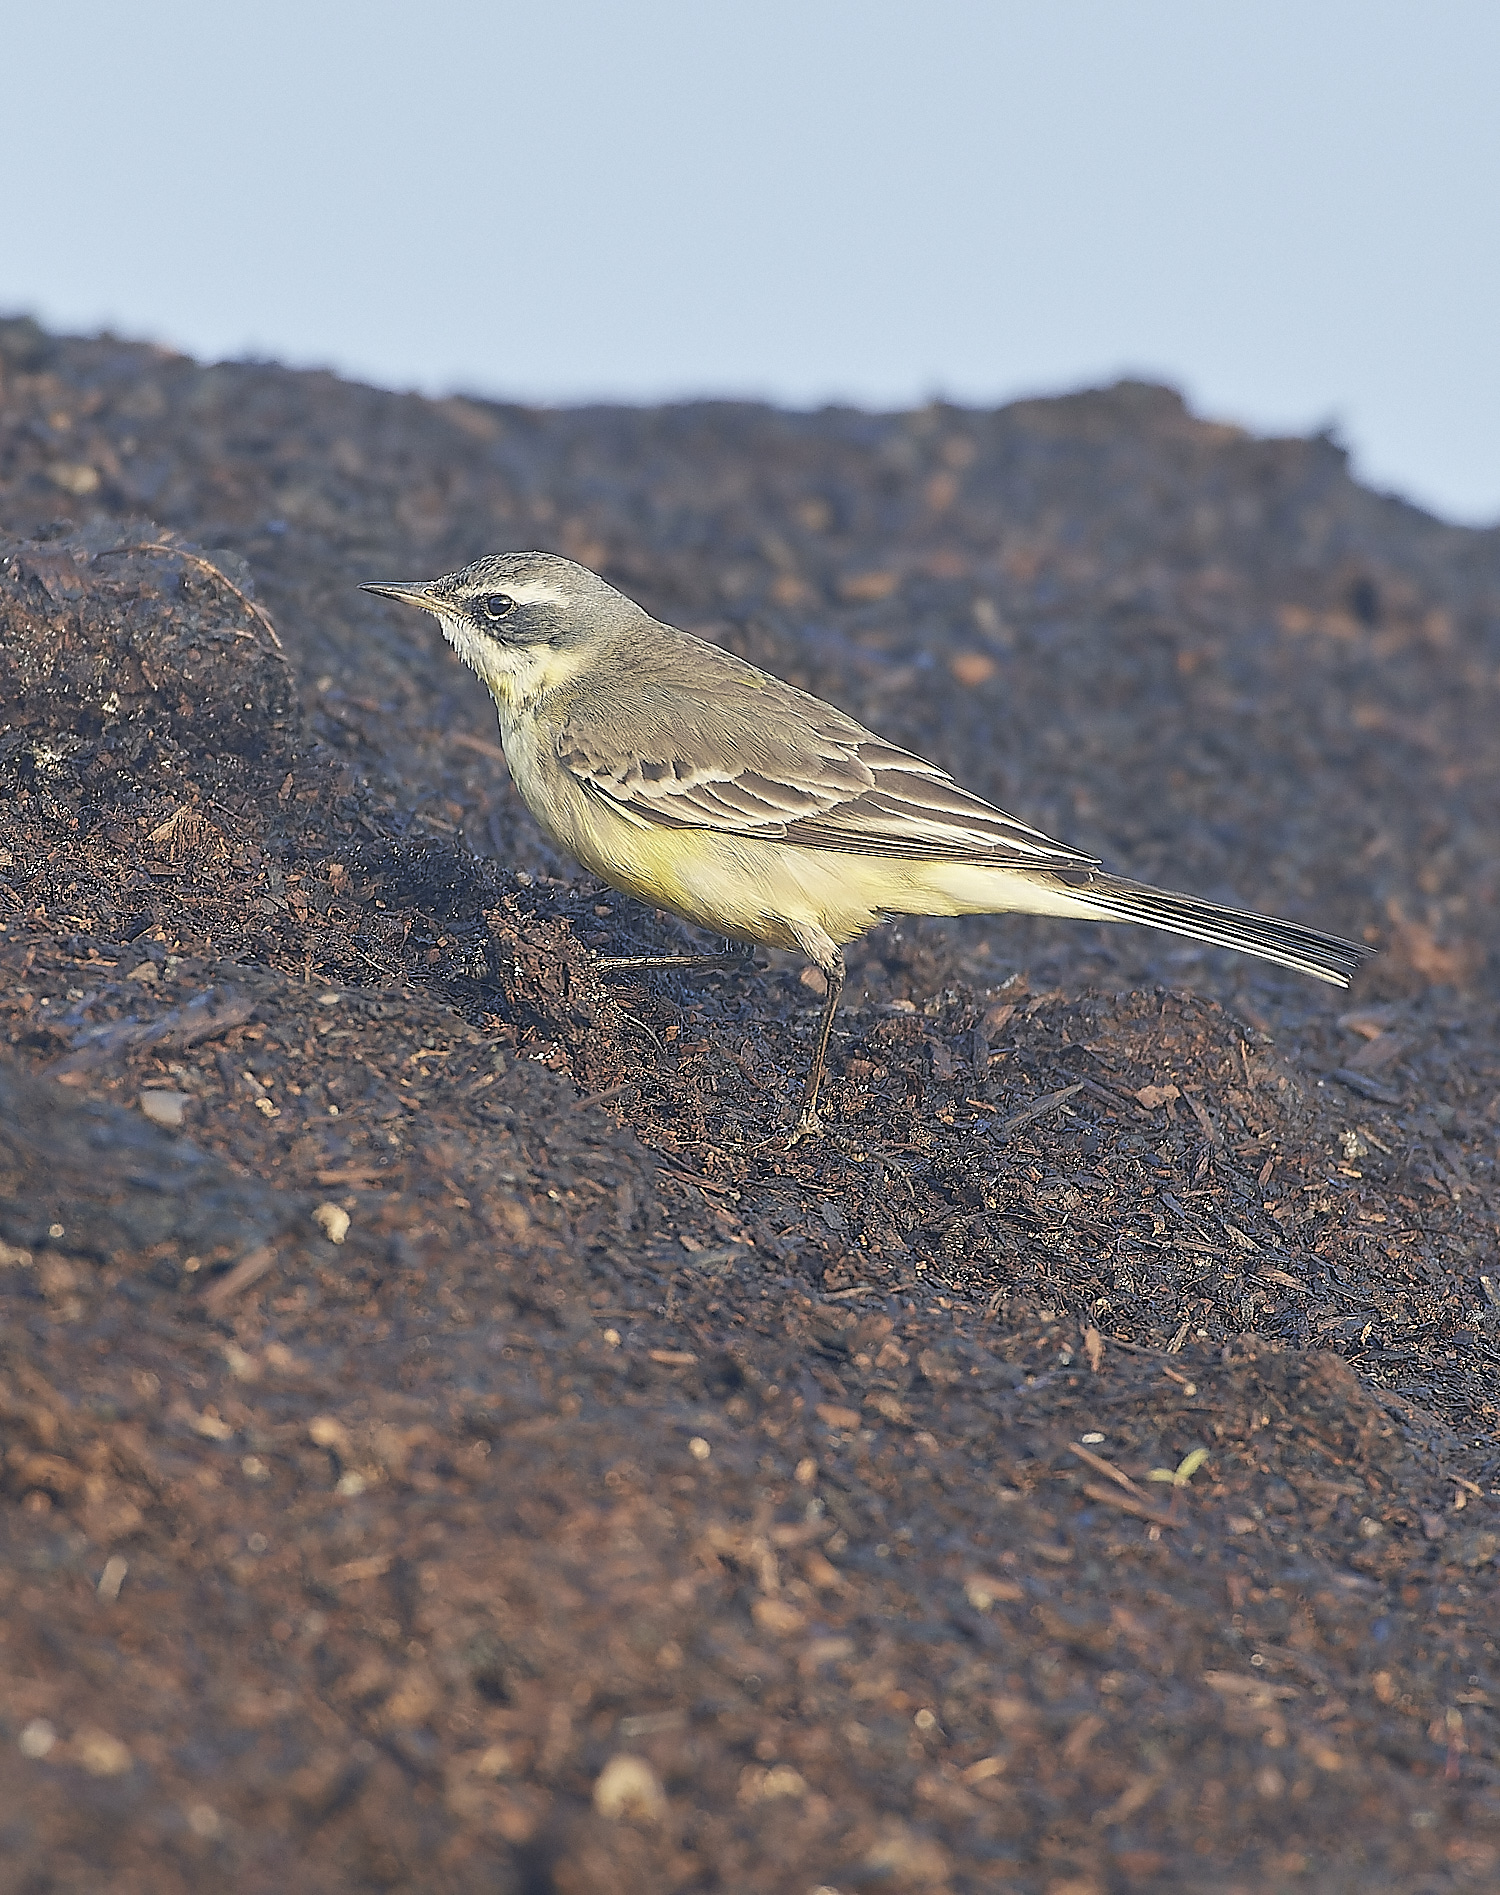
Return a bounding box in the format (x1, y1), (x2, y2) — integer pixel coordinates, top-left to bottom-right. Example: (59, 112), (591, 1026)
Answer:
(1148, 1447), (1209, 1489)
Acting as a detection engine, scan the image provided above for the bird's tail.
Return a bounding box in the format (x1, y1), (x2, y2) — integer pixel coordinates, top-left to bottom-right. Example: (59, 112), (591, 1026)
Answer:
(1065, 873), (1373, 987)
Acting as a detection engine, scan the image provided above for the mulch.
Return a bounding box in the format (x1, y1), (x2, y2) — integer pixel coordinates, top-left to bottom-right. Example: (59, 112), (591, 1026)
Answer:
(1, 314), (1497, 1892)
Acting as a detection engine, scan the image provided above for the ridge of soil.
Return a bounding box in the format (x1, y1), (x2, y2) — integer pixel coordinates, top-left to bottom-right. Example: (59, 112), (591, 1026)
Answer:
(1, 316), (1498, 1891)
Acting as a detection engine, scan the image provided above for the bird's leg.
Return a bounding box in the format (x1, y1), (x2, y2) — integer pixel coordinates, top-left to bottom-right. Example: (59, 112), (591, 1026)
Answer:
(793, 948), (845, 1139)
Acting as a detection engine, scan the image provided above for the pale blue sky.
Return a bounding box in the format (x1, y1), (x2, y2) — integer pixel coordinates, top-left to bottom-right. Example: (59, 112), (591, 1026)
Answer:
(5, 2), (1497, 522)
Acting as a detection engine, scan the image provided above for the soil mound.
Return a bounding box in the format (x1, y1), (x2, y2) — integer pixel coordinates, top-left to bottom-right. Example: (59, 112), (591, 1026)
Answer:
(1, 324), (1497, 1891)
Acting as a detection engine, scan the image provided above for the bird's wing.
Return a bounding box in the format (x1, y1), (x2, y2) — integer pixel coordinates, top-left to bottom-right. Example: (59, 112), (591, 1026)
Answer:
(553, 638), (1097, 869)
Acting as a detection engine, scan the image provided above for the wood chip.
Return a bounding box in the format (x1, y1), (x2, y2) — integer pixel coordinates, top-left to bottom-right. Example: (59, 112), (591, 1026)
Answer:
(1344, 1031), (1413, 1075)
(314, 1164), (389, 1186)
(1258, 1268), (1311, 1292)
(1097, 1772), (1164, 1824)
(1078, 1479), (1180, 1527)
(202, 1245), (277, 1314)
(326, 1553), (393, 1586)
(995, 1083), (1084, 1136)
(864, 1389), (914, 1427)
(1181, 1090), (1219, 1143)
(950, 651), (997, 686)
(1329, 1068), (1401, 1105)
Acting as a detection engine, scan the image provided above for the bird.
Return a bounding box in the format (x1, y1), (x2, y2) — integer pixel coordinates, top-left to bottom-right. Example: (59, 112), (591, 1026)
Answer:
(364, 553), (1372, 1135)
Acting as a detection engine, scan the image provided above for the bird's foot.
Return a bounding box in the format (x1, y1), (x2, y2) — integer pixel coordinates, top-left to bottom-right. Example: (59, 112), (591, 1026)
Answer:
(788, 1107), (824, 1144)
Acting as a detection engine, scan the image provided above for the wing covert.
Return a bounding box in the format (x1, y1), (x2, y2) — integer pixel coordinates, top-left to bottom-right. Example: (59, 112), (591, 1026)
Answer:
(556, 677), (1096, 868)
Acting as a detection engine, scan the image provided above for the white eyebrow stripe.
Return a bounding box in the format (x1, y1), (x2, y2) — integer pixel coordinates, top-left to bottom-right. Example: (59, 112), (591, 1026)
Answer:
(499, 580), (569, 607)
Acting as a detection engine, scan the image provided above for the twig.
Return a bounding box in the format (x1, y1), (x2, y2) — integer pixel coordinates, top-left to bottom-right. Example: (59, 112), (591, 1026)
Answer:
(101, 540), (287, 655)
(1079, 1479), (1180, 1527)
(658, 1163), (740, 1196)
(1104, 1336), (1190, 1361)
(450, 731), (508, 763)
(571, 1080), (636, 1112)
(1068, 1441), (1142, 1494)
(50, 985), (258, 1077)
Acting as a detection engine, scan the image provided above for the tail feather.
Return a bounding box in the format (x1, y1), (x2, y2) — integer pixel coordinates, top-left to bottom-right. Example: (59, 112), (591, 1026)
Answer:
(1071, 873), (1373, 988)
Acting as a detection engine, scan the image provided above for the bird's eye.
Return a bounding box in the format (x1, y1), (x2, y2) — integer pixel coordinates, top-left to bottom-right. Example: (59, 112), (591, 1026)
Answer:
(479, 593), (515, 622)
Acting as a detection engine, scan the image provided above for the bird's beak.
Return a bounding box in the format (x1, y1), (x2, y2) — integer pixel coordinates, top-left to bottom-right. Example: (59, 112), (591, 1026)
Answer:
(361, 581), (444, 614)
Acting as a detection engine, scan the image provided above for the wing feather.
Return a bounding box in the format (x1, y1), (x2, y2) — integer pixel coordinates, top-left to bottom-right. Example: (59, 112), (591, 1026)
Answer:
(554, 628), (1097, 869)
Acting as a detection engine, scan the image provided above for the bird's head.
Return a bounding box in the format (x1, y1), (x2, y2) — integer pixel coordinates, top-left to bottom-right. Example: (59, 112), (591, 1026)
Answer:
(363, 551), (643, 703)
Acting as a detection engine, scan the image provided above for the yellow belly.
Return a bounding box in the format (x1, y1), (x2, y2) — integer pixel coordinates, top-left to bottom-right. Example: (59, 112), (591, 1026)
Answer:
(496, 704), (1092, 949)
(569, 813), (892, 951)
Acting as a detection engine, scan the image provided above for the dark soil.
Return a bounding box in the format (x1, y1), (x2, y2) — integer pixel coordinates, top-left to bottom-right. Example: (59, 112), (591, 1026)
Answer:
(1, 313), (1498, 1893)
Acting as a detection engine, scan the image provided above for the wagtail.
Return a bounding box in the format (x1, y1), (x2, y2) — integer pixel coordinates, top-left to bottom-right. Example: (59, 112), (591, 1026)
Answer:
(365, 554), (1371, 1134)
